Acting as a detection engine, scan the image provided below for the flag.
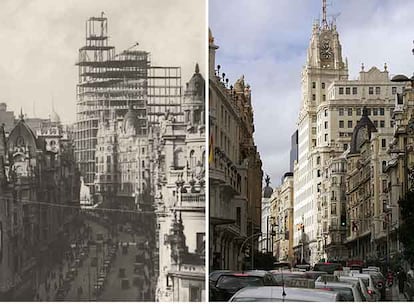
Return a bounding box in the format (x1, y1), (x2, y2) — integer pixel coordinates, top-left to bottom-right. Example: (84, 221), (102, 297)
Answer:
(209, 134), (214, 163)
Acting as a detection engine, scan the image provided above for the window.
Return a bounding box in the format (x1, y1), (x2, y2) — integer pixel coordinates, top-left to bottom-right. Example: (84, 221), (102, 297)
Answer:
(317, 170), (321, 177)
(236, 207), (241, 227)
(339, 120), (344, 128)
(348, 121), (353, 128)
(324, 109), (328, 117)
(376, 87), (381, 94)
(324, 134), (328, 141)
(356, 108), (361, 116)
(196, 232), (205, 254)
(339, 108), (344, 116)
(339, 87), (344, 95)
(312, 82), (316, 89)
(322, 94), (326, 101)
(366, 108), (371, 115)
(324, 121), (328, 129)
(343, 143), (348, 150)
(380, 120), (385, 128)
(392, 87), (397, 94)
(369, 87), (374, 95)
(373, 120), (378, 127)
(322, 82), (325, 89)
(331, 203), (337, 215)
(382, 138), (386, 148)
(373, 108), (378, 116)
(379, 108), (385, 115)
(316, 156), (321, 165)
(346, 87), (351, 95)
(189, 286), (201, 302)
(348, 108), (353, 116)
(312, 94), (316, 101)
(352, 87), (358, 94)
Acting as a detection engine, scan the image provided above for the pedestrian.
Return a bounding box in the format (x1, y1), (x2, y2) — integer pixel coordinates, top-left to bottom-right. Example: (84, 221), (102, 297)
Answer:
(398, 267), (407, 294)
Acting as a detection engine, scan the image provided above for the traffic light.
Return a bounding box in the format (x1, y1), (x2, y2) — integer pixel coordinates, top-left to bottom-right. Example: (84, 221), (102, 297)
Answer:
(340, 214), (346, 227)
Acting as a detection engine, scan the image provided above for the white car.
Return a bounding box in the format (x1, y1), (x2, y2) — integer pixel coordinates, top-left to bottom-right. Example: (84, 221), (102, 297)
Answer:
(315, 281), (364, 302)
(229, 286), (346, 302)
(338, 276), (375, 301)
(349, 272), (380, 301)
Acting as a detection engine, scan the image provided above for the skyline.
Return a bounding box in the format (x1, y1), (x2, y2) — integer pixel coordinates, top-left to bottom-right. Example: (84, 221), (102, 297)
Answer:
(209, 0), (414, 186)
(0, 0), (206, 124)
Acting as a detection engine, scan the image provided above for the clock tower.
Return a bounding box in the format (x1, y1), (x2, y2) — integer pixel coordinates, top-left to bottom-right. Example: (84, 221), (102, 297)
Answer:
(294, 0), (349, 265)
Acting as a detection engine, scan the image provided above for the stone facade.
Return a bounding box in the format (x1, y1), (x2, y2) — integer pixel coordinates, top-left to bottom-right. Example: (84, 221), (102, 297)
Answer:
(155, 65), (205, 302)
(209, 29), (263, 271)
(293, 10), (405, 264)
(0, 112), (80, 300)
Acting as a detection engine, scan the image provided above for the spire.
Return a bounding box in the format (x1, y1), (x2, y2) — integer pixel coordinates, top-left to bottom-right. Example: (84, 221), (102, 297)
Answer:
(195, 63), (199, 74)
(322, 0), (328, 28)
(19, 108), (24, 121)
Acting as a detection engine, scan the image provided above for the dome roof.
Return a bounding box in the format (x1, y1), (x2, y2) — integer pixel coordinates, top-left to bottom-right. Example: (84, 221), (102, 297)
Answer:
(122, 104), (139, 133)
(391, 74), (410, 82)
(7, 113), (42, 154)
(350, 107), (377, 154)
(184, 63), (205, 100)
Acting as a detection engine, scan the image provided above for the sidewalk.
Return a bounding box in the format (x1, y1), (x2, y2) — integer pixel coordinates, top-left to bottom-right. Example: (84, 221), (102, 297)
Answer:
(386, 283), (407, 301)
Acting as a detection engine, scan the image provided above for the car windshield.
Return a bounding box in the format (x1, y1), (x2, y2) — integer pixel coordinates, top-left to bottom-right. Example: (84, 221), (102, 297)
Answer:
(313, 264), (341, 273)
(210, 271), (230, 282)
(217, 276), (264, 290)
(273, 273), (305, 285)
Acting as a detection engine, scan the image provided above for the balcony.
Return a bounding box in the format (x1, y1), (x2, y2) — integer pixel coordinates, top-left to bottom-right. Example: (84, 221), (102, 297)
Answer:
(177, 193), (205, 209)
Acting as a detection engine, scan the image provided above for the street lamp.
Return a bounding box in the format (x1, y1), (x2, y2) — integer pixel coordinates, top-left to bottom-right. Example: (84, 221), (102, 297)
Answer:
(323, 233), (328, 261)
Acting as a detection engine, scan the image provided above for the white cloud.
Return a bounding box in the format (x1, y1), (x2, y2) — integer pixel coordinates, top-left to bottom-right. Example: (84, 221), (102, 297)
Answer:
(210, 0), (414, 186)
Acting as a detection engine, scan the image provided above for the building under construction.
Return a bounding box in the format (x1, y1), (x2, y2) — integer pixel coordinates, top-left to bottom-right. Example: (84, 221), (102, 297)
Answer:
(75, 14), (182, 186)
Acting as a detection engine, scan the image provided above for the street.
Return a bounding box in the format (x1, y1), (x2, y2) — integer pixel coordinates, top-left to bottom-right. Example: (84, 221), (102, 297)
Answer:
(33, 212), (154, 301)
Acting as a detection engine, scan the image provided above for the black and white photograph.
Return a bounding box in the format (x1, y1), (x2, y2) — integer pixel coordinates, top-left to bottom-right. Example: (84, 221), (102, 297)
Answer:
(0, 0), (206, 301)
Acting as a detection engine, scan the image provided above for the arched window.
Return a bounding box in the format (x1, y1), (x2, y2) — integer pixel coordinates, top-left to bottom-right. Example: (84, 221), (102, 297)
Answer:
(173, 148), (184, 168)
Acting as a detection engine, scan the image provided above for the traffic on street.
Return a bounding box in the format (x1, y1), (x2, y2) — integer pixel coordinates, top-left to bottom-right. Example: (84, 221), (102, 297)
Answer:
(32, 210), (155, 301)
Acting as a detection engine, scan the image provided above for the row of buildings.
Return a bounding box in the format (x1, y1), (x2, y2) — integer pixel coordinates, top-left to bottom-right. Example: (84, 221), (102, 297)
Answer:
(209, 29), (263, 271)
(74, 15), (206, 301)
(263, 4), (414, 268)
(0, 106), (80, 300)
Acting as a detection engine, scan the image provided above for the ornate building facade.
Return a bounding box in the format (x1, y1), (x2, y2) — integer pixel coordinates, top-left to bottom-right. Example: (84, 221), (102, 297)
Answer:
(209, 29), (263, 271)
(0, 111), (80, 300)
(293, 3), (405, 264)
(155, 64), (205, 302)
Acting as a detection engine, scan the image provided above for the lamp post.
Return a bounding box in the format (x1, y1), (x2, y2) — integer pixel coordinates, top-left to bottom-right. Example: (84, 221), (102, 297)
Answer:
(238, 232), (262, 271)
(323, 233), (328, 261)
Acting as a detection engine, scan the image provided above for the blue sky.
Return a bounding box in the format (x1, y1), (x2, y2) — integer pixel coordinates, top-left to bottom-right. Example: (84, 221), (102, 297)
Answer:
(0, 0), (205, 124)
(210, 0), (414, 187)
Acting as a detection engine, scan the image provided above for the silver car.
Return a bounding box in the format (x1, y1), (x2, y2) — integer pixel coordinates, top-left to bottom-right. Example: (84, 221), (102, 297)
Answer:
(338, 276), (375, 301)
(229, 286), (346, 302)
(315, 281), (364, 302)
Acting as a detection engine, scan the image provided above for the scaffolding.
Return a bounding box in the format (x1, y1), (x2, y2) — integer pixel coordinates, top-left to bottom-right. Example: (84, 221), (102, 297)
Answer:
(75, 14), (182, 185)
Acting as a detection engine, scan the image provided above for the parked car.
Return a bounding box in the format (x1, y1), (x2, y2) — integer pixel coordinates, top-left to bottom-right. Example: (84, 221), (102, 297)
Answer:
(229, 286), (346, 302)
(210, 271), (276, 301)
(315, 281), (364, 301)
